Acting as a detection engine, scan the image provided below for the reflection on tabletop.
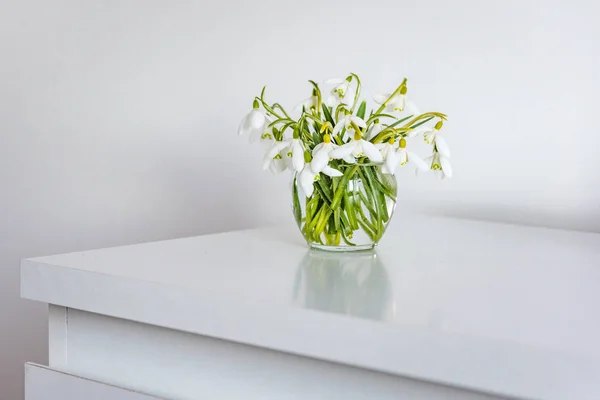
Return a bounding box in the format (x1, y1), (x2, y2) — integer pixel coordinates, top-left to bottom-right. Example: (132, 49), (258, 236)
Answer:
(293, 250), (394, 321)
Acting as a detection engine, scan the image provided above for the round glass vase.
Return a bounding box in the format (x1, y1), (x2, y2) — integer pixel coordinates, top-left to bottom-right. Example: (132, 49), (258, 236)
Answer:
(291, 164), (397, 251)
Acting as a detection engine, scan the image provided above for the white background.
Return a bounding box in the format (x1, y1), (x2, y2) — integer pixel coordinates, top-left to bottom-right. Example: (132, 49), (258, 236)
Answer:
(1, 0), (599, 398)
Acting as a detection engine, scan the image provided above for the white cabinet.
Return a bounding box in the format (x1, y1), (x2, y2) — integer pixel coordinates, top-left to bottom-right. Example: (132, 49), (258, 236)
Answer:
(21, 213), (600, 399)
(25, 364), (163, 400)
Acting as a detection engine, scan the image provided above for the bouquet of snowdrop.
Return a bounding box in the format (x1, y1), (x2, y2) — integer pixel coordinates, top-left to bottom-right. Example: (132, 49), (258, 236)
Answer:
(238, 73), (449, 251)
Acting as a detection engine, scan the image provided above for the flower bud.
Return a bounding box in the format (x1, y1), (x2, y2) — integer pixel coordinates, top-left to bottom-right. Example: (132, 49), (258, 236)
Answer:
(320, 122), (332, 133)
(304, 150), (312, 163)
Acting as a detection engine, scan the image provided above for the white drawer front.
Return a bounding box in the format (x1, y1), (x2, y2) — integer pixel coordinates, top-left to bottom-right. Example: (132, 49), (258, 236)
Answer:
(25, 363), (165, 400)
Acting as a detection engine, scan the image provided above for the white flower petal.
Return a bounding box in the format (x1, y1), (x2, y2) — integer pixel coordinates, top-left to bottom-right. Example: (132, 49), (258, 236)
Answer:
(409, 126), (429, 138)
(350, 115), (366, 128)
(248, 110), (265, 129)
(343, 154), (356, 164)
(351, 141), (365, 157)
(435, 136), (451, 158)
(406, 129), (419, 139)
(299, 167), (316, 197)
(333, 81), (350, 97)
(366, 123), (383, 140)
(322, 166), (343, 177)
(259, 135), (273, 151)
(262, 153), (273, 171)
(312, 143), (324, 154)
(394, 95), (406, 111)
(408, 151), (429, 171)
(249, 127), (263, 144)
(291, 140), (305, 172)
(266, 141), (288, 160)
(330, 143), (355, 159)
(440, 155), (453, 178)
(397, 148), (408, 166)
(283, 152), (294, 170)
(384, 150), (398, 174)
(423, 129), (437, 144)
(332, 120), (345, 136)
(342, 126), (355, 143)
(417, 155), (434, 176)
(237, 116), (252, 136)
(262, 141), (289, 170)
(311, 147), (330, 172)
(360, 140), (383, 162)
(269, 158), (286, 175)
(378, 143), (391, 158)
(373, 93), (390, 105)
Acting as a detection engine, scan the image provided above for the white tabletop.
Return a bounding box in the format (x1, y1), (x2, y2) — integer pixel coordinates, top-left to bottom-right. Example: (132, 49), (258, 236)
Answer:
(21, 212), (600, 400)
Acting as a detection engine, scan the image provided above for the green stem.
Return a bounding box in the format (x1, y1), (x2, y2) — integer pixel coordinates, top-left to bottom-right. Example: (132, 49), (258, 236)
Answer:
(343, 191), (359, 230)
(330, 165), (359, 210)
(308, 80), (323, 116)
(373, 78), (406, 116)
(303, 113), (324, 126)
(372, 113), (445, 144)
(349, 73), (362, 113)
(356, 218), (376, 242)
(272, 103), (292, 119)
(255, 97), (284, 120)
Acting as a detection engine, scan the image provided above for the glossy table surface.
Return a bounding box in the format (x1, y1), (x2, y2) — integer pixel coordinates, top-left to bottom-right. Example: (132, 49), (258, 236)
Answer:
(21, 212), (600, 400)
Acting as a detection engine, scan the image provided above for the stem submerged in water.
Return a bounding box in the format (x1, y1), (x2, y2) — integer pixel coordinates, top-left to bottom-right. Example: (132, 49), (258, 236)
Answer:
(294, 165), (397, 248)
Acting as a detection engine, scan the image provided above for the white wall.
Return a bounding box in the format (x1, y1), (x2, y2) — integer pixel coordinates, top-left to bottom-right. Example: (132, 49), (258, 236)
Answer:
(1, 0), (599, 398)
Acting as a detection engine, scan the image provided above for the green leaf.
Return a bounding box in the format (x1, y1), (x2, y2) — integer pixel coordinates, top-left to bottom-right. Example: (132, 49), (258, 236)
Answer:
(370, 114), (416, 143)
(280, 121), (296, 136)
(322, 104), (334, 125)
(366, 113), (397, 124)
(330, 165), (358, 210)
(340, 229), (356, 246)
(268, 118), (292, 128)
(312, 130), (321, 145)
(357, 190), (377, 216)
(316, 178), (333, 204)
(306, 198), (326, 234)
(343, 191), (359, 230)
(314, 205), (333, 240)
(356, 101), (367, 119)
(334, 103), (348, 119)
(333, 206), (341, 233)
(409, 116), (434, 130)
(356, 218), (376, 242)
(385, 114), (414, 130)
(260, 86), (266, 101)
(292, 177), (302, 226)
